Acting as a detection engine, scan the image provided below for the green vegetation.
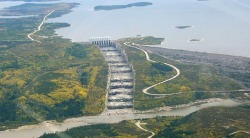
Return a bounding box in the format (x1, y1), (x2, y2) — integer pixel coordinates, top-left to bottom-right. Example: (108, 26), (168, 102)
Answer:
(66, 43), (87, 58)
(118, 37), (243, 110)
(150, 55), (242, 93)
(0, 3), (108, 130)
(225, 71), (250, 88)
(151, 62), (173, 72)
(122, 36), (164, 45)
(0, 3), (79, 17)
(0, 17), (39, 41)
(156, 106), (250, 138)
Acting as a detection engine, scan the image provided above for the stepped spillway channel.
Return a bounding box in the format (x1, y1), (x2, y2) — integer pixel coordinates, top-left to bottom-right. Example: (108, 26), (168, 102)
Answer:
(90, 37), (134, 111)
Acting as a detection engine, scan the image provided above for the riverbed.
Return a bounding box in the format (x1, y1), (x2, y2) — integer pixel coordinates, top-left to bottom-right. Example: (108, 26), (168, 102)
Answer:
(0, 99), (242, 138)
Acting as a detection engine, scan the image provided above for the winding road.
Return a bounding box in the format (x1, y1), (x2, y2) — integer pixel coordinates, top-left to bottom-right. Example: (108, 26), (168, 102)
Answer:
(27, 10), (54, 43)
(135, 121), (155, 138)
(124, 42), (182, 96)
(244, 93), (250, 97)
(229, 131), (250, 136)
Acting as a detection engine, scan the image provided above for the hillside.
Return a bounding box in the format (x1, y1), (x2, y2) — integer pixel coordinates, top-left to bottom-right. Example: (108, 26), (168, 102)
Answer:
(0, 2), (107, 130)
(117, 37), (245, 110)
(156, 105), (250, 138)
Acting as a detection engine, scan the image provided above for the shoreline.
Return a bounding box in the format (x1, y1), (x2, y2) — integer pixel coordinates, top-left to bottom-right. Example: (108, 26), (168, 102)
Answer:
(142, 45), (250, 69)
(141, 42), (250, 58)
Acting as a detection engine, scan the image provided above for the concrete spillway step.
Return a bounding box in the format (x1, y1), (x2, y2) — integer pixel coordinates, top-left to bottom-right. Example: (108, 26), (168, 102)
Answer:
(102, 51), (121, 55)
(109, 88), (133, 92)
(111, 67), (132, 73)
(110, 79), (133, 82)
(109, 63), (129, 67)
(100, 46), (116, 49)
(101, 49), (119, 53)
(108, 102), (133, 106)
(104, 55), (122, 58)
(110, 88), (133, 93)
(110, 85), (133, 89)
(107, 105), (133, 110)
(105, 54), (123, 57)
(110, 82), (133, 86)
(110, 78), (133, 82)
(109, 91), (133, 96)
(111, 70), (132, 74)
(100, 49), (117, 52)
(107, 60), (127, 64)
(105, 57), (124, 62)
(111, 66), (131, 70)
(105, 55), (123, 59)
(102, 50), (120, 53)
(106, 60), (125, 63)
(109, 88), (133, 95)
(110, 73), (133, 80)
(108, 94), (133, 101)
(102, 50), (119, 53)
(108, 98), (133, 102)
(99, 45), (116, 48)
(107, 102), (133, 109)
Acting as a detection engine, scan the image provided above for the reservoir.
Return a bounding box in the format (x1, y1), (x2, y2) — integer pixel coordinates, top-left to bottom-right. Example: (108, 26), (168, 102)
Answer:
(1, 0), (249, 57)
(47, 0), (250, 57)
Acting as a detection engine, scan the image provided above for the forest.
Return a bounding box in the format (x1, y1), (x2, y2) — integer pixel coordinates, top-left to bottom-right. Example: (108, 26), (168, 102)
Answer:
(0, 2), (107, 130)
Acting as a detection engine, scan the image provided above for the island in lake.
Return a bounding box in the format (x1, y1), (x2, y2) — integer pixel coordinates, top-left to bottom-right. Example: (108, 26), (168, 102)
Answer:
(94, 2), (153, 11)
(189, 38), (203, 42)
(175, 26), (192, 29)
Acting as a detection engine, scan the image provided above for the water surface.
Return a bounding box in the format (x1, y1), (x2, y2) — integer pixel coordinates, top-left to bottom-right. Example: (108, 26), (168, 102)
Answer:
(48, 0), (250, 57)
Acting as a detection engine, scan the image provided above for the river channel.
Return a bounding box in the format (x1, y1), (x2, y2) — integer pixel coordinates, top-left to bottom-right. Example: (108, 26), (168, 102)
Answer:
(0, 99), (242, 138)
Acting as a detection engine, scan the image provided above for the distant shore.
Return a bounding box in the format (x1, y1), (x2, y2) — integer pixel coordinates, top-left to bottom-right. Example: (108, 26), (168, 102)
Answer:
(94, 2), (153, 11)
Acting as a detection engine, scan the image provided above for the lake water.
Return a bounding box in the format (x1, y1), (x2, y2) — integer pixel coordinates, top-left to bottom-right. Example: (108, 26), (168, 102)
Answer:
(46, 0), (250, 57)
(1, 0), (250, 57)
